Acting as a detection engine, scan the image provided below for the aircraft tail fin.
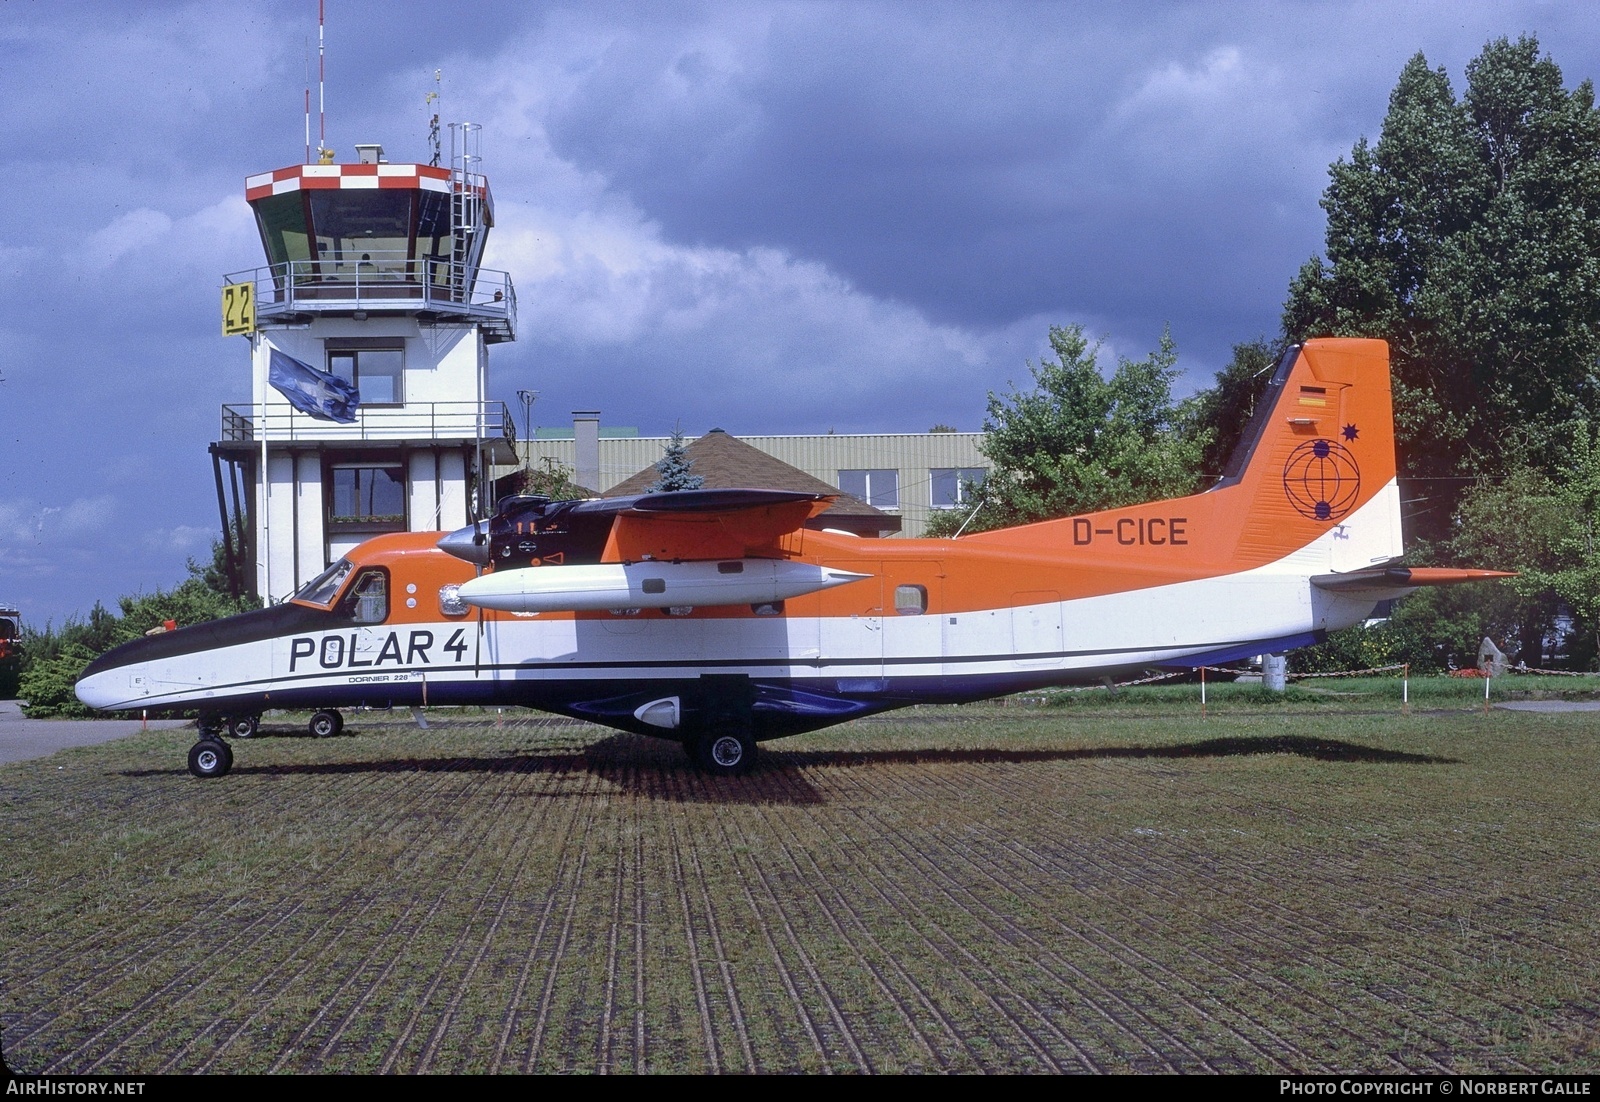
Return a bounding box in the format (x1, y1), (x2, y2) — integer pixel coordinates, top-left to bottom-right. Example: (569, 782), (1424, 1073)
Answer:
(1217, 337), (1402, 572)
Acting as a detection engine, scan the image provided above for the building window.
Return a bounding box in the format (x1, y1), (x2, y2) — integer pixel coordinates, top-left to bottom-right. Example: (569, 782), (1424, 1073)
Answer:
(931, 467), (987, 508)
(839, 469), (899, 509)
(329, 462), (407, 530)
(327, 345), (404, 406)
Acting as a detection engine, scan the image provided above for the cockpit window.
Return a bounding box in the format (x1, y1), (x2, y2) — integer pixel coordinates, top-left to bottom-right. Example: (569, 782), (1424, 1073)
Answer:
(342, 570), (389, 624)
(294, 559), (355, 608)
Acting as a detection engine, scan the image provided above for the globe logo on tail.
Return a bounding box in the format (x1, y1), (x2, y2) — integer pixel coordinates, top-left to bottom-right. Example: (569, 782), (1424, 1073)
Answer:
(1283, 438), (1361, 521)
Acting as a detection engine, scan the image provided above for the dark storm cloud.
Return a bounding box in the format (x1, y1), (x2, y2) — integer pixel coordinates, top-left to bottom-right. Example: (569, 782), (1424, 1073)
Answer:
(535, 1), (1598, 358)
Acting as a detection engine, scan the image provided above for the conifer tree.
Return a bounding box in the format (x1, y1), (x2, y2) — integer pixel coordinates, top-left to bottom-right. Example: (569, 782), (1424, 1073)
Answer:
(649, 427), (704, 492)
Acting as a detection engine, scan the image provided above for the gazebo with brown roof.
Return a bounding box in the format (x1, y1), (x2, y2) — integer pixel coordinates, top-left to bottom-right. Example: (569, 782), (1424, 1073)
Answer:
(604, 430), (901, 538)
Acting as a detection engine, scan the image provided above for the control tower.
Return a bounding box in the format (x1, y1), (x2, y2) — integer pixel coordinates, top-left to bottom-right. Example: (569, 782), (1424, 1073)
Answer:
(210, 127), (517, 603)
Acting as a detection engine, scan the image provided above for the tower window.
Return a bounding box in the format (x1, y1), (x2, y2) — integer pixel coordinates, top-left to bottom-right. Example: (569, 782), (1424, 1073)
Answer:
(329, 462), (406, 527)
(327, 345), (404, 406)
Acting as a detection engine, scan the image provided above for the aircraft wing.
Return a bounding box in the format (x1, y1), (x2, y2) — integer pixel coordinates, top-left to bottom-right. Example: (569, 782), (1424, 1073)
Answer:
(439, 488), (837, 569)
(603, 488), (834, 562)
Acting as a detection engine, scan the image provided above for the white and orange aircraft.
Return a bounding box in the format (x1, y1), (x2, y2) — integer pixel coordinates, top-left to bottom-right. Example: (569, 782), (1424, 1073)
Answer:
(76, 338), (1506, 777)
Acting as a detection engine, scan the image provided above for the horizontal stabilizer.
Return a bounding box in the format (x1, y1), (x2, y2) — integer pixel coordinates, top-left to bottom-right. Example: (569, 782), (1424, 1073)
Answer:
(1312, 566), (1515, 592)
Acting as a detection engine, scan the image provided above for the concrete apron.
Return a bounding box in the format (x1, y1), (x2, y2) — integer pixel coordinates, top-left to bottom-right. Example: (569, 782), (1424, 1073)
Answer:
(0, 699), (189, 765)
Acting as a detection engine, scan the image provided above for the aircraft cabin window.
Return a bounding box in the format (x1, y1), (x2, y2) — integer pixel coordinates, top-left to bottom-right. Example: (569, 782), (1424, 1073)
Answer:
(895, 585), (928, 615)
(438, 584), (469, 617)
(345, 571), (389, 624)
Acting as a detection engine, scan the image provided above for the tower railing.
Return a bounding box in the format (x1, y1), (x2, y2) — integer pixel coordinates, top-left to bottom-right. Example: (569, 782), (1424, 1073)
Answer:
(222, 255), (516, 342)
(219, 400), (516, 450)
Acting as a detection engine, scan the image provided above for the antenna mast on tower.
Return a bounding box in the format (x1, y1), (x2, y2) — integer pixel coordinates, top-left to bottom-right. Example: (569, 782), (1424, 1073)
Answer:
(316, 0), (331, 163)
(427, 69), (442, 167)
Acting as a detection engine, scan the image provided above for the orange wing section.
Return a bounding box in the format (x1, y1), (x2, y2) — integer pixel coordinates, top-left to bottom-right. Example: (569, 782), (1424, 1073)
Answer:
(601, 497), (831, 563)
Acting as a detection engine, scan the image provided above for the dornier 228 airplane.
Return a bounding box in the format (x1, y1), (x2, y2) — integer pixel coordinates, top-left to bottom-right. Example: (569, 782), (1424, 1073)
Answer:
(77, 338), (1508, 778)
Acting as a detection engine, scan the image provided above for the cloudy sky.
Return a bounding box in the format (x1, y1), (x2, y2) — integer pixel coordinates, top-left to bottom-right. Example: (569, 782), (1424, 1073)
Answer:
(2, 0), (1597, 626)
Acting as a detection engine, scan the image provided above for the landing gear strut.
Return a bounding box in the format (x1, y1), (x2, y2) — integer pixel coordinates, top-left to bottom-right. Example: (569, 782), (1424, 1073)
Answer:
(683, 676), (759, 776)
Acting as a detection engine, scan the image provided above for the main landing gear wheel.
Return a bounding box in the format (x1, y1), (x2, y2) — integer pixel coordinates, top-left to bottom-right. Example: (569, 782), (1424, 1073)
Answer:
(308, 710), (343, 738)
(689, 730), (757, 777)
(188, 739), (233, 778)
(227, 714), (260, 739)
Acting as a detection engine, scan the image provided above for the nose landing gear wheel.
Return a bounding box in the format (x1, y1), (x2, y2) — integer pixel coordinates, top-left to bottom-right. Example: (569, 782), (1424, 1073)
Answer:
(308, 710), (343, 738)
(227, 714), (260, 739)
(188, 739), (233, 778)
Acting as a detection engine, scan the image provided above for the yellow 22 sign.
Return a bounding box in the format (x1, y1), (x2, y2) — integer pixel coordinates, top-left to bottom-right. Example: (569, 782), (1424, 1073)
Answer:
(221, 283), (256, 336)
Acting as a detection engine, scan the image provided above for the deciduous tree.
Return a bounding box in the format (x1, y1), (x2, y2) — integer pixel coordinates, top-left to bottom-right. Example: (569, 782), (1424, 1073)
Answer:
(930, 324), (1203, 535)
(1283, 36), (1600, 540)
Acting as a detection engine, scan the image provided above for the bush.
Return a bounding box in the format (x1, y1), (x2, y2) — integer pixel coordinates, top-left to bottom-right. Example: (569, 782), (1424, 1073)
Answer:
(18, 552), (254, 718)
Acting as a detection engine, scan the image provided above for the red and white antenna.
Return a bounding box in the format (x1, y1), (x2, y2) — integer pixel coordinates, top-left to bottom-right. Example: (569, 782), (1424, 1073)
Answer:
(316, 0), (330, 162)
(303, 38), (311, 163)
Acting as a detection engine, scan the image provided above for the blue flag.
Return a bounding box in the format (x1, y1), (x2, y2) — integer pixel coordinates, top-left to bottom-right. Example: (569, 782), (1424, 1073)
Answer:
(268, 348), (360, 423)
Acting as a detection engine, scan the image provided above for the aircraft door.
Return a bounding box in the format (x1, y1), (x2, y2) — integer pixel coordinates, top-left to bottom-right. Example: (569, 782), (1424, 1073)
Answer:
(880, 561), (943, 671)
(348, 570), (389, 668)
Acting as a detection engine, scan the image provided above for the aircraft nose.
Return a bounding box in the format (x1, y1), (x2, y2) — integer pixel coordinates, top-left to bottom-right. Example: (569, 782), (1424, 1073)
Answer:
(438, 521), (490, 565)
(74, 665), (128, 711)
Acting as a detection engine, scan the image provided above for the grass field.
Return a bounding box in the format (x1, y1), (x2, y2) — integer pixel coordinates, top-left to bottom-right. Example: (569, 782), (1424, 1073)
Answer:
(2, 679), (1598, 1074)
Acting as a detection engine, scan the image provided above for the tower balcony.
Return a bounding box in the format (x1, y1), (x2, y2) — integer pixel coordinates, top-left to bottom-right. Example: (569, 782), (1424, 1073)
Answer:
(223, 256), (517, 343)
(217, 399), (517, 464)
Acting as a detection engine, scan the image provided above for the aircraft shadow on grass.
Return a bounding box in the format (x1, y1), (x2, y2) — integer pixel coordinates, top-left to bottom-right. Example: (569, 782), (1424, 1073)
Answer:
(119, 733), (1454, 806)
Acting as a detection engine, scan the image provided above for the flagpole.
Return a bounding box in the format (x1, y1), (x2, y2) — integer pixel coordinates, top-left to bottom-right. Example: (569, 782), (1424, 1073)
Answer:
(257, 332), (270, 607)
